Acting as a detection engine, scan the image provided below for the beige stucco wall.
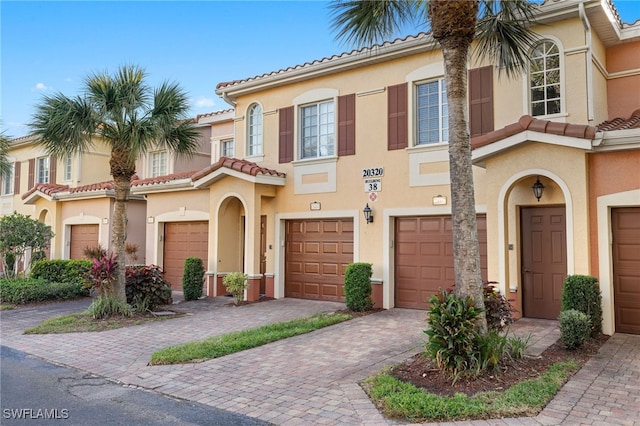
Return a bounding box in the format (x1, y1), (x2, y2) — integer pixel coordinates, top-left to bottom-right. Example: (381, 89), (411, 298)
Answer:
(606, 41), (640, 120)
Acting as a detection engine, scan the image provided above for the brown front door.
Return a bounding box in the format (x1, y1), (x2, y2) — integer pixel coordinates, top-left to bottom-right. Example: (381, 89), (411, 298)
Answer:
(69, 224), (99, 260)
(612, 207), (640, 334)
(521, 206), (566, 319)
(394, 215), (488, 309)
(285, 218), (353, 301)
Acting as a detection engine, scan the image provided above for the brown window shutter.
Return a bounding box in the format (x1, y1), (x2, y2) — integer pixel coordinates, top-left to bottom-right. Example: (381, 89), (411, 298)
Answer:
(388, 83), (408, 150)
(469, 66), (494, 138)
(279, 106), (294, 163)
(338, 93), (356, 156)
(49, 155), (57, 183)
(14, 162), (21, 194)
(28, 158), (35, 189)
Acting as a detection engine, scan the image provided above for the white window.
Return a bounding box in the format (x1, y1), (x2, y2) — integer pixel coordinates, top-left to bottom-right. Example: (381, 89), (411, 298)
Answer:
(530, 41), (561, 117)
(64, 155), (73, 181)
(300, 100), (335, 159)
(37, 157), (50, 184)
(416, 79), (448, 145)
(2, 164), (14, 195)
(150, 151), (168, 178)
(221, 139), (234, 157)
(248, 104), (263, 156)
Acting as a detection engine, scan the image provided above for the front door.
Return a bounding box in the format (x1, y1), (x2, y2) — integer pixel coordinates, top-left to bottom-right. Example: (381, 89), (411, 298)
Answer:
(521, 206), (567, 319)
(260, 215), (267, 295)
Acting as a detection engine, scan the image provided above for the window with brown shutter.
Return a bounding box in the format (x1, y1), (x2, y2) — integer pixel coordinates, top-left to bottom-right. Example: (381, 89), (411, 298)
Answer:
(279, 106), (294, 163)
(14, 162), (21, 194)
(469, 66), (494, 137)
(388, 83), (408, 150)
(28, 158), (35, 189)
(338, 94), (356, 156)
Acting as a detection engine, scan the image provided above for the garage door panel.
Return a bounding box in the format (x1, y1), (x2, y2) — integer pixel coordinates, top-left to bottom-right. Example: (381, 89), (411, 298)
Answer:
(69, 224), (99, 260)
(285, 218), (353, 302)
(163, 221), (208, 290)
(395, 215), (487, 309)
(613, 208), (640, 334)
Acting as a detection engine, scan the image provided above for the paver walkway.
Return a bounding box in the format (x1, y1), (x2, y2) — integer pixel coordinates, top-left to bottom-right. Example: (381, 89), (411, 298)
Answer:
(1, 297), (639, 425)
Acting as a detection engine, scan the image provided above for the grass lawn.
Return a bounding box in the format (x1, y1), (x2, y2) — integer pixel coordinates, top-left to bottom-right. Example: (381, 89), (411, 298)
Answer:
(24, 312), (176, 334)
(364, 360), (578, 422)
(150, 312), (352, 365)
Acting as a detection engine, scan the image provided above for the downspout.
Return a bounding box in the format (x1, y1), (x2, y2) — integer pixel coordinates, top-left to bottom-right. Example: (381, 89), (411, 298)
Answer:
(579, 2), (595, 123)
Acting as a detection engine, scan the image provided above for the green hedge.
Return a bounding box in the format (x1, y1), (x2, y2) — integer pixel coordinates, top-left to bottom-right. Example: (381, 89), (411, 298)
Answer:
(0, 278), (88, 304)
(182, 257), (204, 301)
(561, 275), (602, 336)
(344, 263), (373, 311)
(30, 259), (93, 286)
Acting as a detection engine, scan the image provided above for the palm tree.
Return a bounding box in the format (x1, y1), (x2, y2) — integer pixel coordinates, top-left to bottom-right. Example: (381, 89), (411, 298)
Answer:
(332, 0), (538, 332)
(30, 65), (199, 304)
(0, 132), (10, 177)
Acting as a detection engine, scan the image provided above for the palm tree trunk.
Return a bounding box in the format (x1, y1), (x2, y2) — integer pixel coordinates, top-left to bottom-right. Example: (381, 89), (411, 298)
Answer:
(431, 0), (486, 332)
(112, 175), (129, 303)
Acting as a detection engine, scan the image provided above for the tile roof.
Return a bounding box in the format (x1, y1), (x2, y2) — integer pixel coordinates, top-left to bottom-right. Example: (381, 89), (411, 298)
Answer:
(471, 115), (597, 149)
(195, 109), (234, 121)
(596, 109), (640, 131)
(215, 32), (431, 91)
(69, 180), (115, 193)
(192, 157), (286, 181)
(21, 183), (69, 200)
(131, 170), (198, 187)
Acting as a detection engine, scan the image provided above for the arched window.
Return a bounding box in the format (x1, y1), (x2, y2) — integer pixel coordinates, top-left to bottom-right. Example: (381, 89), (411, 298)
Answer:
(530, 41), (561, 117)
(247, 104), (263, 156)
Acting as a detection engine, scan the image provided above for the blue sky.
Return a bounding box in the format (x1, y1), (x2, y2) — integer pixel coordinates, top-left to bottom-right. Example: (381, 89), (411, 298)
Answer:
(2, 0), (639, 138)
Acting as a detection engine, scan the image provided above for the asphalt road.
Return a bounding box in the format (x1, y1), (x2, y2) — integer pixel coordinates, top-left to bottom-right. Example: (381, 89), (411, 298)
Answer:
(1, 345), (270, 425)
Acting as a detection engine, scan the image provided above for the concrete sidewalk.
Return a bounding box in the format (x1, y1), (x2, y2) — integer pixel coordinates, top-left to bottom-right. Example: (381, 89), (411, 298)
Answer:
(1, 298), (639, 425)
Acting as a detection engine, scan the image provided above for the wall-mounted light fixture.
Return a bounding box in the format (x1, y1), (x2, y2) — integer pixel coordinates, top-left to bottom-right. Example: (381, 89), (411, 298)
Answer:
(147, 216), (155, 224)
(310, 201), (321, 211)
(363, 203), (373, 224)
(532, 177), (545, 202)
(102, 217), (109, 224)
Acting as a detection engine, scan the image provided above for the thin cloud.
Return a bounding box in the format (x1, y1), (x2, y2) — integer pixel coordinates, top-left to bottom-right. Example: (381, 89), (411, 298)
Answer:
(194, 97), (216, 108)
(32, 82), (51, 91)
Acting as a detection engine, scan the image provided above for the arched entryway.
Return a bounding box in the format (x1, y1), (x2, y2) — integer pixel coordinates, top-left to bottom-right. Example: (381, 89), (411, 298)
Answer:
(216, 196), (246, 280)
(499, 171), (572, 320)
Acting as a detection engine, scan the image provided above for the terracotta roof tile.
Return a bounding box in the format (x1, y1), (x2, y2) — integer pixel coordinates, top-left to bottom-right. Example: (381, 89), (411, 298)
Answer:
(472, 115), (596, 149)
(195, 109), (234, 121)
(132, 170), (198, 187)
(69, 180), (115, 193)
(596, 109), (640, 131)
(192, 157), (286, 181)
(215, 32), (431, 91)
(21, 183), (69, 200)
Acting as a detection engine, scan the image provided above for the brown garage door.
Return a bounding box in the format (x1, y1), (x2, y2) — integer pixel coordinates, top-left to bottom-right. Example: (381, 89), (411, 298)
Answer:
(285, 218), (353, 301)
(395, 215), (487, 309)
(69, 224), (99, 260)
(613, 208), (640, 334)
(163, 221), (208, 290)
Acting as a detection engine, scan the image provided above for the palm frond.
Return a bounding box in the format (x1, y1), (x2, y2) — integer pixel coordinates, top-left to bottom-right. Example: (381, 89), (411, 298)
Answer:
(475, 0), (540, 78)
(330, 0), (423, 46)
(0, 132), (11, 176)
(29, 93), (97, 158)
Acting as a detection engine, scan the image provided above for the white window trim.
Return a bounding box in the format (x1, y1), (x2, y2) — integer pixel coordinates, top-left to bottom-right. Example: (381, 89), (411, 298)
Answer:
(64, 155), (73, 182)
(292, 88), (339, 161)
(523, 36), (566, 119)
(299, 99), (336, 160)
(37, 156), (50, 184)
(405, 62), (446, 148)
(246, 102), (264, 158)
(149, 150), (169, 178)
(413, 77), (448, 146)
(221, 138), (234, 158)
(2, 163), (15, 195)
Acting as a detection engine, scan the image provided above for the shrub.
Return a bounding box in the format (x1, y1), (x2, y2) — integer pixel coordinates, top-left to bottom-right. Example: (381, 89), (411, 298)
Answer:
(561, 275), (602, 336)
(83, 245), (107, 260)
(30, 259), (92, 287)
(483, 281), (515, 332)
(474, 330), (507, 372)
(88, 253), (117, 297)
(223, 272), (248, 305)
(125, 265), (172, 311)
(87, 294), (132, 319)
(507, 334), (531, 360)
(0, 278), (88, 304)
(559, 309), (591, 349)
(182, 257), (205, 301)
(424, 290), (482, 379)
(344, 263), (373, 312)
